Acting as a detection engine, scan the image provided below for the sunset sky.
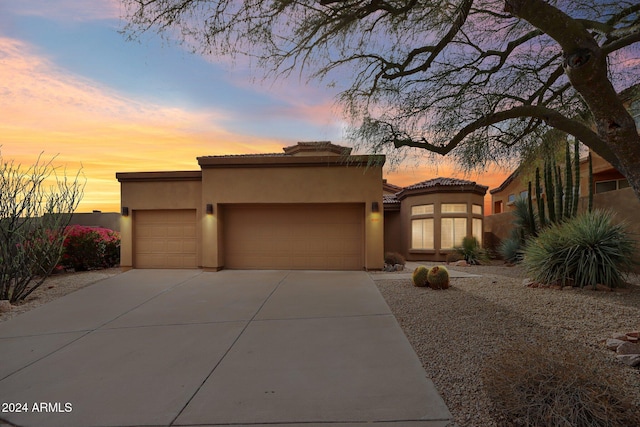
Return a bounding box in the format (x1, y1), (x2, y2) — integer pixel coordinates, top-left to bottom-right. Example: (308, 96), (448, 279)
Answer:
(1, 0), (509, 213)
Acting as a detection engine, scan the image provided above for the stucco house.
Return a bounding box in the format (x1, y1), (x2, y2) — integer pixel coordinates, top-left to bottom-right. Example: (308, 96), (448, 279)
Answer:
(383, 178), (487, 262)
(117, 141), (489, 270)
(117, 142), (385, 271)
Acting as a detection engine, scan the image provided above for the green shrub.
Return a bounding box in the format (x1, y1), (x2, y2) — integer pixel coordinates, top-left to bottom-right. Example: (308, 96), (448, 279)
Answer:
(498, 236), (524, 264)
(482, 341), (640, 426)
(523, 210), (635, 288)
(384, 251), (406, 266)
(427, 265), (450, 290)
(412, 266), (429, 287)
(454, 236), (488, 265)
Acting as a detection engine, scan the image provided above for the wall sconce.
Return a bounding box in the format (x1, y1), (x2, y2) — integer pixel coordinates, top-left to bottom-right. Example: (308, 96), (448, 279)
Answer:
(206, 204), (214, 215)
(121, 206), (129, 217)
(371, 201), (380, 213)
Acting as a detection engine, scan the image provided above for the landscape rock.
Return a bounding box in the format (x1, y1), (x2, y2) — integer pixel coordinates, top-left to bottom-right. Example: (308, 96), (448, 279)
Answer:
(615, 354), (640, 367)
(394, 264), (404, 272)
(0, 300), (11, 313)
(612, 332), (629, 341)
(606, 338), (627, 351)
(454, 260), (468, 267)
(522, 278), (535, 287)
(627, 331), (640, 338)
(616, 341), (640, 355)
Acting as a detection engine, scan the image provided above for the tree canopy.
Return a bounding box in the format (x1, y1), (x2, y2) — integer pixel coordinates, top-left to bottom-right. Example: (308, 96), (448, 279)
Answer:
(121, 0), (640, 199)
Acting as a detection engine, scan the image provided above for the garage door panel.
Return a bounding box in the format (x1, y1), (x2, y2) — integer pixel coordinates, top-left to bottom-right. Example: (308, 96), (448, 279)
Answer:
(134, 210), (197, 269)
(224, 204), (363, 270)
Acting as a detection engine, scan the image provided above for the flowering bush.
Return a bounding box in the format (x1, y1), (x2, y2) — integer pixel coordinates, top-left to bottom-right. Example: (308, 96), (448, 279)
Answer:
(61, 226), (120, 271)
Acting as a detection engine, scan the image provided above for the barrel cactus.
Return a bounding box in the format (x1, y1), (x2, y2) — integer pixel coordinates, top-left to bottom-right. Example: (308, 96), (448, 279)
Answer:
(428, 265), (450, 290)
(412, 266), (429, 287)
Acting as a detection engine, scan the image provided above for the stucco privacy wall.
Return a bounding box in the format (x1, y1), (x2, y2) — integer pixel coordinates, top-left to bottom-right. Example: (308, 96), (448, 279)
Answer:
(198, 155), (385, 270)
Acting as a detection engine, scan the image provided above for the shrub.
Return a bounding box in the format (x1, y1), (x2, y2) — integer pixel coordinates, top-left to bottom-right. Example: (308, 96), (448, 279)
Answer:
(412, 266), (429, 287)
(482, 341), (640, 426)
(427, 265), (449, 290)
(62, 226), (120, 271)
(384, 251), (406, 266)
(523, 210), (635, 288)
(498, 236), (524, 264)
(454, 236), (488, 265)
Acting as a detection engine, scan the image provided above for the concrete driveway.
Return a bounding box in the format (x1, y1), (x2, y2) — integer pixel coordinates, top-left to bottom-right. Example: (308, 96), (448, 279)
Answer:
(0, 269), (451, 427)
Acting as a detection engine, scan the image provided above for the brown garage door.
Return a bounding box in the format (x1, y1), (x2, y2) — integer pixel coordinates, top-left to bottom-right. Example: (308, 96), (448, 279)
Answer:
(134, 210), (197, 268)
(224, 204), (364, 270)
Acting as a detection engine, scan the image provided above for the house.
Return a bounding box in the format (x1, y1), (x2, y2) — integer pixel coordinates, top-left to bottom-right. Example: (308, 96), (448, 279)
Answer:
(117, 141), (491, 270)
(486, 83), (640, 249)
(383, 178), (487, 262)
(117, 142), (385, 271)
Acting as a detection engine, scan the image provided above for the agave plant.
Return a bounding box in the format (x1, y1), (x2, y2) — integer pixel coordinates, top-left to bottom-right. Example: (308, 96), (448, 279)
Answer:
(523, 210), (636, 288)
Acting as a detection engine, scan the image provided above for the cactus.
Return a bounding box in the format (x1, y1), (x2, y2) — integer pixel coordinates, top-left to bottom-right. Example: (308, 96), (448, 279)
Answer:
(588, 153), (593, 212)
(527, 181), (537, 237)
(412, 266), (429, 287)
(428, 265), (450, 290)
(572, 137), (580, 217)
(544, 160), (556, 224)
(564, 140), (573, 218)
(535, 167), (546, 227)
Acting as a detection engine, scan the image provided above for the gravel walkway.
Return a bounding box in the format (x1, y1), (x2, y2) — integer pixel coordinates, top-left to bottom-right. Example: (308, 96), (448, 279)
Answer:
(374, 263), (640, 426)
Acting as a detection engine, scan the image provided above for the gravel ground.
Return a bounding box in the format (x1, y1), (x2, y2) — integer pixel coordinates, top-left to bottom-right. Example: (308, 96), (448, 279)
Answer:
(0, 268), (121, 323)
(375, 262), (640, 427)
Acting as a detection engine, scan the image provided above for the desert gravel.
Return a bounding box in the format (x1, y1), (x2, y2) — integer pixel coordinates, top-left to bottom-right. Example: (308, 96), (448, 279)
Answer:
(0, 268), (121, 323)
(374, 263), (640, 426)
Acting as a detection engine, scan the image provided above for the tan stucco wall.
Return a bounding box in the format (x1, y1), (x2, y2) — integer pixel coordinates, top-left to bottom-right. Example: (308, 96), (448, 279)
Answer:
(119, 179), (202, 269)
(400, 192), (485, 262)
(383, 210), (402, 255)
(200, 164), (384, 270)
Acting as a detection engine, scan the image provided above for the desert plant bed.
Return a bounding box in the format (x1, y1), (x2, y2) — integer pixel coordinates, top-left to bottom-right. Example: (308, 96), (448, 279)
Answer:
(375, 261), (640, 426)
(0, 268), (121, 323)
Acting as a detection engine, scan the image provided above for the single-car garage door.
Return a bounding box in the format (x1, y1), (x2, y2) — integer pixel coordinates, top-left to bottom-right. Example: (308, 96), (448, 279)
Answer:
(134, 209), (197, 268)
(224, 204), (364, 270)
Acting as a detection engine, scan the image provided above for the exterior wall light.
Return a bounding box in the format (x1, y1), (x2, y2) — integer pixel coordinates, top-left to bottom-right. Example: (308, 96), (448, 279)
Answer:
(206, 204), (214, 215)
(121, 206), (129, 217)
(371, 201), (380, 213)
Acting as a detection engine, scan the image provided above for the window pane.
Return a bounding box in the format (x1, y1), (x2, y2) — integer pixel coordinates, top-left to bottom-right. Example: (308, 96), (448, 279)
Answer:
(441, 203), (467, 213)
(411, 219), (434, 249)
(454, 218), (466, 247)
(508, 194), (515, 203)
(595, 180), (617, 193)
(411, 219), (423, 249)
(441, 218), (467, 249)
(619, 179), (630, 189)
(411, 204), (434, 215)
(473, 218), (483, 245)
(472, 204), (482, 215)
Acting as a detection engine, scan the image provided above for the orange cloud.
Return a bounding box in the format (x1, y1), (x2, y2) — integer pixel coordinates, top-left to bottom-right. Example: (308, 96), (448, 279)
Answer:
(0, 37), (284, 212)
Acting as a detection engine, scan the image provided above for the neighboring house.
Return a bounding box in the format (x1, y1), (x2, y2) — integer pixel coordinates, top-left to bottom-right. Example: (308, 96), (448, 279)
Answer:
(487, 83), (640, 249)
(383, 178), (488, 262)
(117, 142), (384, 271)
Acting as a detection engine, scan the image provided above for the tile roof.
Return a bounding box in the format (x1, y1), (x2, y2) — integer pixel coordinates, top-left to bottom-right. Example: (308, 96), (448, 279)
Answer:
(404, 177), (489, 190)
(383, 194), (400, 204)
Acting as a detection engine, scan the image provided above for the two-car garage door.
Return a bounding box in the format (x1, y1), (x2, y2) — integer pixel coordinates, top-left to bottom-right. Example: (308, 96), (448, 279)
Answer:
(224, 204), (364, 270)
(133, 204), (364, 270)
